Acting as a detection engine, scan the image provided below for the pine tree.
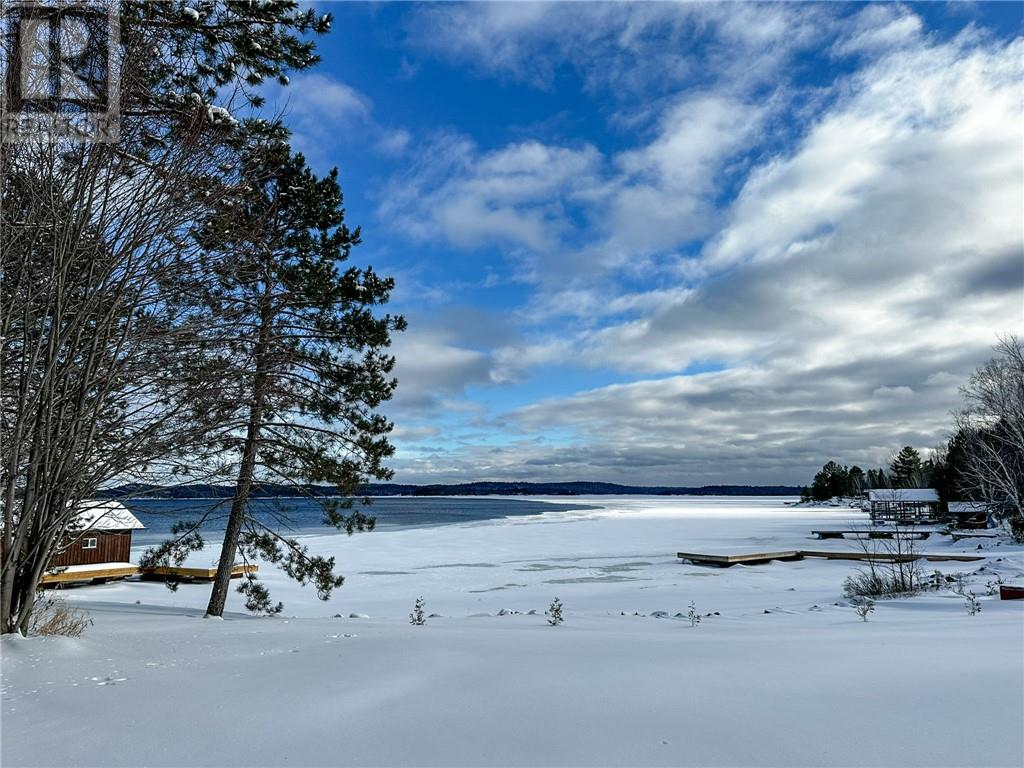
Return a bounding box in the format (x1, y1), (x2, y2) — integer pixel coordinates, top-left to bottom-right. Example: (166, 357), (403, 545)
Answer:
(811, 461), (850, 501)
(175, 137), (404, 617)
(890, 446), (923, 488)
(848, 466), (865, 496)
(867, 467), (890, 489)
(1, 0), (337, 634)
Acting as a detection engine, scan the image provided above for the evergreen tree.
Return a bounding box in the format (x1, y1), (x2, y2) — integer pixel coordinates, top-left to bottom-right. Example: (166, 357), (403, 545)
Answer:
(1, 0), (336, 634)
(932, 430), (974, 507)
(810, 461), (851, 501)
(145, 138), (405, 616)
(849, 466), (865, 495)
(867, 467), (890, 489)
(890, 446), (923, 488)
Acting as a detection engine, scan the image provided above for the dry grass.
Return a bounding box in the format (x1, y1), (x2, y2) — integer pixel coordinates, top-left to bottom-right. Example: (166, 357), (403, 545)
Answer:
(28, 593), (92, 637)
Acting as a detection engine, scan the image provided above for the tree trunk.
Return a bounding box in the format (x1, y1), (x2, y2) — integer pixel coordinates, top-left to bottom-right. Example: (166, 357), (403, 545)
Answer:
(204, 424), (259, 617)
(205, 289), (273, 618)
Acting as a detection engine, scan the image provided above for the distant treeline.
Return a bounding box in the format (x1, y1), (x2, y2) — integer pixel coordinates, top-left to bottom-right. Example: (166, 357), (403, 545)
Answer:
(98, 481), (803, 500)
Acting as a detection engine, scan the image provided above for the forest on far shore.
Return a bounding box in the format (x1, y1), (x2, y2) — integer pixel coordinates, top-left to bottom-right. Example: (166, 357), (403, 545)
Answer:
(98, 481), (804, 499)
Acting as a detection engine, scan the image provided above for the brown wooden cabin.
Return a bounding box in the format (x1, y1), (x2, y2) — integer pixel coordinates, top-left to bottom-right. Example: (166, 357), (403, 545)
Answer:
(49, 501), (144, 568)
(50, 529), (133, 567)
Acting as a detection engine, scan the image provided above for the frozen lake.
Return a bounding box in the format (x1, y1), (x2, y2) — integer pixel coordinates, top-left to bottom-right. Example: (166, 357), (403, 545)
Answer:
(3, 496), (1022, 767)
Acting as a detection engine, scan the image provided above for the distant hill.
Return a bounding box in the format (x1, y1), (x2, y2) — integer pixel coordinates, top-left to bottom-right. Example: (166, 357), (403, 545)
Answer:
(98, 481), (801, 499)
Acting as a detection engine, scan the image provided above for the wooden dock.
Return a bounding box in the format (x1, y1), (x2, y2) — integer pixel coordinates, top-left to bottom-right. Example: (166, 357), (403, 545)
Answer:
(948, 532), (998, 542)
(138, 563), (258, 582)
(41, 564), (139, 585)
(677, 551), (804, 567)
(799, 550), (984, 563)
(811, 530), (931, 540)
(678, 550), (984, 567)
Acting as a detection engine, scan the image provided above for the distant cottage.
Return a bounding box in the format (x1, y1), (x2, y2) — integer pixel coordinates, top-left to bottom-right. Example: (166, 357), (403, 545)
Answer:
(866, 488), (940, 524)
(43, 501), (144, 585)
(946, 501), (991, 529)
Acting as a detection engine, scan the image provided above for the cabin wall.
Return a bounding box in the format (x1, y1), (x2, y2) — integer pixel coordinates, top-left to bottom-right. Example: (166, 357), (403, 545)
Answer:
(49, 531), (132, 566)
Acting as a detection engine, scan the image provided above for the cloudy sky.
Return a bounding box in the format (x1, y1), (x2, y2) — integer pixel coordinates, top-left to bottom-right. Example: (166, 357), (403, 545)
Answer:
(277, 2), (1022, 486)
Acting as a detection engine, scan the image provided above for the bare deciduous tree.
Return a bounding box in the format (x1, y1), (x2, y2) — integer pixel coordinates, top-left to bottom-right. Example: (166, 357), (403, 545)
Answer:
(955, 335), (1024, 540)
(1, 2), (335, 633)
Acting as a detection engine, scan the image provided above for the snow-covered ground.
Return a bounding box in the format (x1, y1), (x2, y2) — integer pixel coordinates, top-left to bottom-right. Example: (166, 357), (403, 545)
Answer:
(3, 496), (1022, 767)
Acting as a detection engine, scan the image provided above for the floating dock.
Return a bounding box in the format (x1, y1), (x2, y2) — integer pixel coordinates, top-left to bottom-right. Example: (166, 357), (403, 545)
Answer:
(677, 550), (985, 567)
(676, 551), (804, 566)
(799, 550), (984, 563)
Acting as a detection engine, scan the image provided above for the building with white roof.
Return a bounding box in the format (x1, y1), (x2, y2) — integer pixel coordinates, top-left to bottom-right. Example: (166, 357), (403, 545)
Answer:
(866, 488), (940, 523)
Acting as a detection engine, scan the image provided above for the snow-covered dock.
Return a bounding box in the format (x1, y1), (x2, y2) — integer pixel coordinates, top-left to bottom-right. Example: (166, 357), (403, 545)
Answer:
(40, 563), (139, 586)
(678, 549), (986, 566)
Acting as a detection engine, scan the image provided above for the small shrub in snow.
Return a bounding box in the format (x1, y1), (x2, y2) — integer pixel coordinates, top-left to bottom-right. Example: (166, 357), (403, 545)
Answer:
(843, 570), (888, 599)
(927, 570), (945, 591)
(546, 597), (563, 626)
(854, 599), (875, 622)
(409, 597), (426, 626)
(687, 601), (701, 627)
(951, 572), (968, 596)
(985, 576), (1005, 596)
(28, 593), (92, 637)
(965, 591), (982, 616)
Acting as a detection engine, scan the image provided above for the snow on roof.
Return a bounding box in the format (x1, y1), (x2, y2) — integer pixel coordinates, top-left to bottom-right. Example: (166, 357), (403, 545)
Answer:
(867, 489), (939, 502)
(72, 500), (145, 531)
(947, 501), (990, 513)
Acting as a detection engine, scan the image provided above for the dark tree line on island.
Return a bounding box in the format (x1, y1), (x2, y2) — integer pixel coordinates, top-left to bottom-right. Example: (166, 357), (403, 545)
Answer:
(1, 3), (402, 632)
(801, 337), (1024, 540)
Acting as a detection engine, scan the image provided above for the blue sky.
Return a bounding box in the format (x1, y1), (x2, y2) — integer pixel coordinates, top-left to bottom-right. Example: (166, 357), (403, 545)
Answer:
(270, 2), (1023, 486)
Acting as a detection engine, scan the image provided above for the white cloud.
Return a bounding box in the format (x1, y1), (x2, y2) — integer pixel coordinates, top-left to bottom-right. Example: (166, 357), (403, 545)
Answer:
(832, 4), (924, 57)
(380, 137), (603, 252)
(262, 73), (409, 168)
(406, 2), (829, 97)
(388, 330), (493, 415)
(386, 16), (1023, 484)
(379, 90), (765, 287)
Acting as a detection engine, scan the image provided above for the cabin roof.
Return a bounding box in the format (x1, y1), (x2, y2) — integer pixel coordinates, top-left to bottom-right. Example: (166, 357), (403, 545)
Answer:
(867, 488), (939, 503)
(947, 501), (990, 513)
(73, 500), (145, 531)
